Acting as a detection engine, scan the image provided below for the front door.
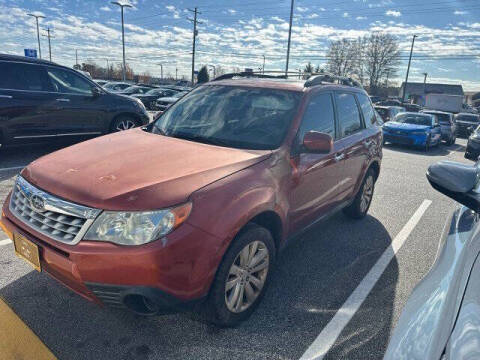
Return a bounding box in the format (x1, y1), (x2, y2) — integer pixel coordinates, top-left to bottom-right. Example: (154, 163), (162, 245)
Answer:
(289, 92), (346, 233)
(44, 66), (105, 136)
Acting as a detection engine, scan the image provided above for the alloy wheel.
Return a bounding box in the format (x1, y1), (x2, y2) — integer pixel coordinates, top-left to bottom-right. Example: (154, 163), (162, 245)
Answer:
(360, 175), (374, 213)
(225, 240), (269, 313)
(115, 119), (136, 131)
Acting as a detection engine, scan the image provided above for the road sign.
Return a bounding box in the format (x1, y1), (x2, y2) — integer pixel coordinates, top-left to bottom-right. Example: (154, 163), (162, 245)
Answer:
(24, 49), (37, 58)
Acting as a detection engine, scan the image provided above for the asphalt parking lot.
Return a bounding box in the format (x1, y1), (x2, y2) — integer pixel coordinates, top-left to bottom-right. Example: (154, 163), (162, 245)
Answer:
(0, 138), (471, 360)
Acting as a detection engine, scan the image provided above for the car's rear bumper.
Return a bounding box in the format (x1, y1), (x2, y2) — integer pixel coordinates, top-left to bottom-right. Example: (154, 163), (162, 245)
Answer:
(1, 197), (220, 313)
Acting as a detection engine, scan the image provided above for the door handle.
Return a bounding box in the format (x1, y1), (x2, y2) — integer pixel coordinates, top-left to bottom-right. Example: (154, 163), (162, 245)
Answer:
(56, 98), (70, 102)
(0, 95), (13, 99)
(334, 152), (345, 162)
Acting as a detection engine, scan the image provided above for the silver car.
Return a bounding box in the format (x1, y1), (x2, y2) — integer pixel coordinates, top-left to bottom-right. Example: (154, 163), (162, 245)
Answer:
(385, 160), (480, 360)
(422, 109), (457, 145)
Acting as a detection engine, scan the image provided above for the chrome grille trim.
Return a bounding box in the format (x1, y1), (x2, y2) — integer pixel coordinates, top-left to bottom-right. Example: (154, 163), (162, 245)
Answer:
(9, 176), (101, 245)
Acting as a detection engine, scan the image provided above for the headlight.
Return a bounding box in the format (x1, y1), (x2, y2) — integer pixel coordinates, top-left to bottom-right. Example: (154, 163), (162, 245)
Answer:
(84, 202), (192, 245)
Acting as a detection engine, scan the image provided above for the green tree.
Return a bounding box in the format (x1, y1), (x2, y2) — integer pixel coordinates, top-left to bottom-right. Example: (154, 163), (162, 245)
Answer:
(304, 62), (314, 74)
(197, 66), (210, 83)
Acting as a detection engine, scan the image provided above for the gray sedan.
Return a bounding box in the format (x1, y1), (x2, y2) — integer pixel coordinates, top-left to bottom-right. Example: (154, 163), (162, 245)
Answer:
(385, 160), (480, 360)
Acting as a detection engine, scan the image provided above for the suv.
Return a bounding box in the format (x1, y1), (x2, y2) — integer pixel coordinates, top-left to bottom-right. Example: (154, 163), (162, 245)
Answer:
(455, 113), (480, 138)
(421, 109), (456, 145)
(1, 73), (382, 326)
(0, 55), (149, 146)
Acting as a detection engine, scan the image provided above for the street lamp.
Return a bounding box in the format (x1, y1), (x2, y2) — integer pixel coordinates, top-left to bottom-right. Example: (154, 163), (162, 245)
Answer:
(27, 13), (45, 59)
(157, 63), (163, 80)
(111, 1), (132, 81)
(402, 34), (417, 103)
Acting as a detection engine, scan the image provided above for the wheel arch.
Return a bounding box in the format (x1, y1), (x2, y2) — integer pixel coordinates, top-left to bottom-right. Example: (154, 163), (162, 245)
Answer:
(368, 160), (381, 181)
(109, 112), (143, 131)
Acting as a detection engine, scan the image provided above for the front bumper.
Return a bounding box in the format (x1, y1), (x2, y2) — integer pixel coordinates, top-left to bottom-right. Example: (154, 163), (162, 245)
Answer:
(1, 196), (220, 312)
(383, 130), (427, 146)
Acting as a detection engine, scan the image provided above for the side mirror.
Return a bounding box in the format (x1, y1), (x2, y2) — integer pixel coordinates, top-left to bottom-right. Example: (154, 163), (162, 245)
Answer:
(303, 131), (333, 153)
(427, 161), (480, 212)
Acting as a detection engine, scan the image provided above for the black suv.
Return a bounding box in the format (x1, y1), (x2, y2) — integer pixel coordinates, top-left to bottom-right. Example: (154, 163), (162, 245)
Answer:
(0, 54), (149, 147)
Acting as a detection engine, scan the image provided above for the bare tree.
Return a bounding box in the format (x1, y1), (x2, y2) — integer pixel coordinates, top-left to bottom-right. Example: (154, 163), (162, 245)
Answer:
(304, 62), (314, 74)
(363, 33), (400, 94)
(326, 39), (357, 77)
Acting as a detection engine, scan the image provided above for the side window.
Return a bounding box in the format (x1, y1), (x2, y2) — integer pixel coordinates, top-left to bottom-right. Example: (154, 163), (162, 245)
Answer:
(0, 61), (52, 92)
(335, 92), (363, 137)
(46, 67), (93, 95)
(297, 93), (335, 142)
(357, 93), (377, 128)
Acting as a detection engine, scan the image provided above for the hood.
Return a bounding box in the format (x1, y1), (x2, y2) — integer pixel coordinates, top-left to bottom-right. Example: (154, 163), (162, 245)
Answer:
(132, 94), (155, 99)
(21, 129), (271, 211)
(384, 121), (430, 131)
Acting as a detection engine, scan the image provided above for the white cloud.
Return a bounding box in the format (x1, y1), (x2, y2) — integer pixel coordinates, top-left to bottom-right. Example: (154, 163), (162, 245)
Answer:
(296, 6), (308, 13)
(165, 5), (175, 12)
(343, 12), (350, 18)
(454, 10), (467, 15)
(100, 6), (111, 12)
(386, 10), (401, 17)
(227, 9), (236, 14)
(356, 16), (367, 20)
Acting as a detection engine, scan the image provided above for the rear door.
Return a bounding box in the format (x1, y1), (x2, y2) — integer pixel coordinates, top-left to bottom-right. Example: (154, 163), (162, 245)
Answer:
(0, 60), (58, 144)
(334, 91), (371, 198)
(45, 65), (106, 136)
(289, 91), (346, 232)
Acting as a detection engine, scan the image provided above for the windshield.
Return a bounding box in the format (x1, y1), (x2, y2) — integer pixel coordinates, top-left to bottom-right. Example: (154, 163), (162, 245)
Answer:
(375, 108), (389, 119)
(152, 85), (302, 150)
(423, 112), (450, 124)
(394, 113), (433, 126)
(455, 114), (480, 122)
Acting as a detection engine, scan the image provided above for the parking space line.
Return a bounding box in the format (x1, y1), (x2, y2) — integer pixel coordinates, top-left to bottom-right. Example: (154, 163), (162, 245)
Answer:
(449, 144), (463, 154)
(0, 165), (25, 172)
(300, 199), (432, 360)
(0, 239), (12, 246)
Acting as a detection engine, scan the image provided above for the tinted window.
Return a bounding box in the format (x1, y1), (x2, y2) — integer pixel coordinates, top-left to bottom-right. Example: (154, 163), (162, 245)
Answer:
(455, 114), (480, 122)
(298, 93), (335, 141)
(394, 113), (433, 126)
(357, 93), (377, 128)
(336, 92), (363, 137)
(424, 112), (450, 124)
(153, 85), (302, 150)
(46, 67), (93, 95)
(0, 61), (52, 91)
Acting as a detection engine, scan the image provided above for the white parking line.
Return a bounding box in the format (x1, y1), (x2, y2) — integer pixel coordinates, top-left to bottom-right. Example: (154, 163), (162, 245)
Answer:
(300, 199), (432, 360)
(449, 144), (463, 154)
(0, 239), (12, 246)
(0, 166), (24, 172)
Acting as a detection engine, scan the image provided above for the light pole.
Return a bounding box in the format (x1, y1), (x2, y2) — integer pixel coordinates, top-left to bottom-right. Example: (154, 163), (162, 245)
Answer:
(285, 0), (294, 76)
(111, 1), (132, 81)
(157, 63), (163, 79)
(262, 55), (265, 74)
(27, 13), (45, 59)
(402, 34), (417, 103)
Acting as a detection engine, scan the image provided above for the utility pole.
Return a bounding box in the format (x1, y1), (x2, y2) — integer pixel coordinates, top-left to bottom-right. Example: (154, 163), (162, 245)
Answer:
(111, 1), (132, 81)
(423, 72), (428, 93)
(175, 67), (178, 80)
(42, 27), (53, 61)
(402, 34), (417, 103)
(106, 59), (110, 79)
(157, 63), (163, 79)
(75, 49), (78, 66)
(188, 8), (202, 85)
(262, 55), (265, 74)
(27, 13), (45, 59)
(285, 0), (295, 76)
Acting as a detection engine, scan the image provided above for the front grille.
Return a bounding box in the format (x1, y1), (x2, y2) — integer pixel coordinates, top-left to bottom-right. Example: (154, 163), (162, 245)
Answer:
(9, 177), (101, 244)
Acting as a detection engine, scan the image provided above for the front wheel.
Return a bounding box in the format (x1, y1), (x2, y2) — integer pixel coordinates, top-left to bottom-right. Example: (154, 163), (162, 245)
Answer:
(202, 224), (275, 327)
(343, 168), (375, 219)
(110, 116), (138, 132)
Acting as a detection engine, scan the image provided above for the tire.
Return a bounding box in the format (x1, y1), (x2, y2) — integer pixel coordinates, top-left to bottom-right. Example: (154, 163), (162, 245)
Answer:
(424, 135), (431, 152)
(110, 116), (138, 132)
(202, 223), (275, 327)
(449, 134), (456, 146)
(343, 168), (375, 219)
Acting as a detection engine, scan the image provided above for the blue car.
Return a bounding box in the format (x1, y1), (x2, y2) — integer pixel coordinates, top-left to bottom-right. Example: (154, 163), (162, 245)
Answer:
(382, 112), (442, 151)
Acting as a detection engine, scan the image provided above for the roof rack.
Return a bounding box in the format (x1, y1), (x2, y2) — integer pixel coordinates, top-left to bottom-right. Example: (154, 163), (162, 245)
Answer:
(211, 70), (363, 89)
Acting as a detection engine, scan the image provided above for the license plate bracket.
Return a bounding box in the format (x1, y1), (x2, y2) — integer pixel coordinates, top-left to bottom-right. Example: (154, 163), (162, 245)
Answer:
(13, 232), (41, 272)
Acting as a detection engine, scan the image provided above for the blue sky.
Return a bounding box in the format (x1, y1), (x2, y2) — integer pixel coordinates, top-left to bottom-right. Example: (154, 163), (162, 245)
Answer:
(1, 0), (480, 89)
